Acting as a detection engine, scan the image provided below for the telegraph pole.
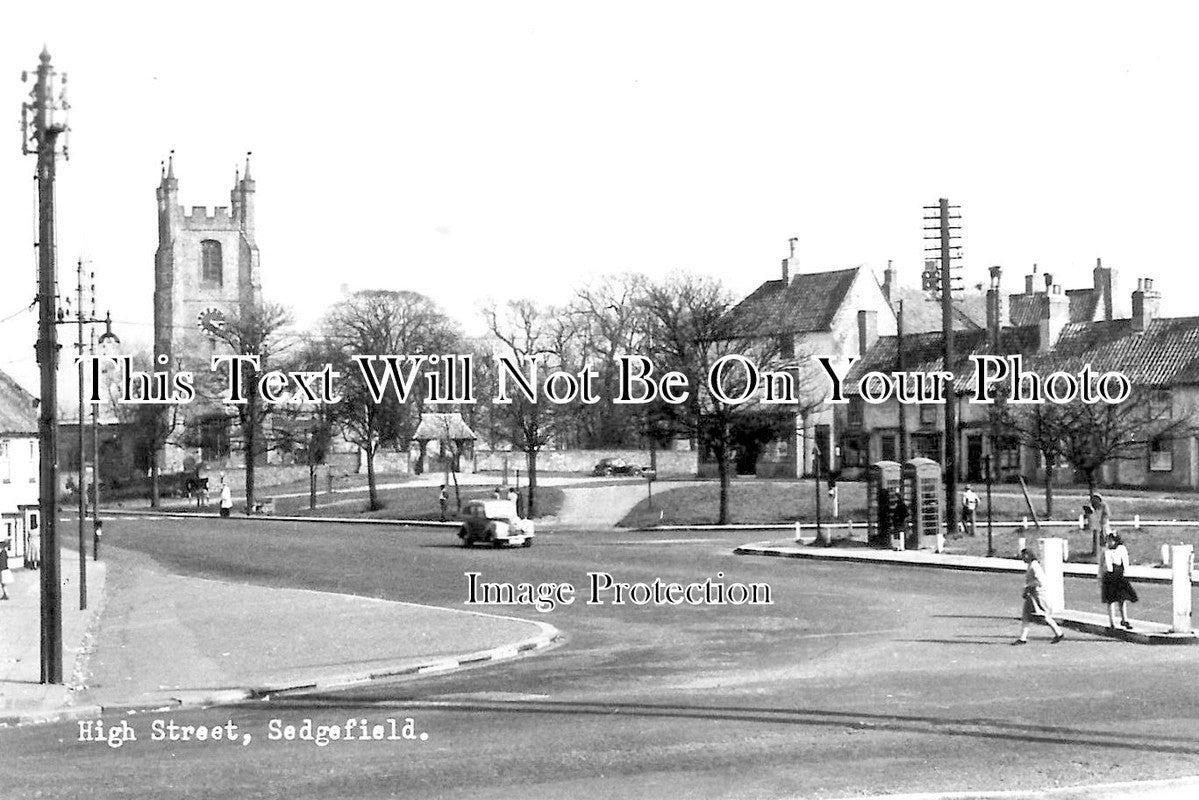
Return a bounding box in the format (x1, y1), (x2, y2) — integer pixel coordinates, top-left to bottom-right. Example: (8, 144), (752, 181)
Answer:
(924, 199), (962, 538)
(896, 298), (908, 462)
(23, 47), (70, 684)
(75, 259), (87, 610)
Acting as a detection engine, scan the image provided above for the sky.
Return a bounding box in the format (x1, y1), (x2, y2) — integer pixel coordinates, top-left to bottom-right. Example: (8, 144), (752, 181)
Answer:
(2, 1), (1199, 397)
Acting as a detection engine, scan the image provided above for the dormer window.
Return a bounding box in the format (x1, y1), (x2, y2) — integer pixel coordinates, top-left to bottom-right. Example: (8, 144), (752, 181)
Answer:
(201, 240), (223, 286)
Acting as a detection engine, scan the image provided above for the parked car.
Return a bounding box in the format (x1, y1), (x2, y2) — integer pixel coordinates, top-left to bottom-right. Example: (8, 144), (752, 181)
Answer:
(592, 457), (647, 477)
(458, 499), (534, 548)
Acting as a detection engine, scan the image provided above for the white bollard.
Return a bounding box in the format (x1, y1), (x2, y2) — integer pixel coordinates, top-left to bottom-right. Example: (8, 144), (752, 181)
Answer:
(1022, 516), (1029, 530)
(795, 521), (803, 543)
(1040, 537), (1066, 615)
(893, 527), (905, 552)
(1017, 536), (1026, 557)
(1134, 514), (1141, 530)
(1061, 539), (1069, 562)
(935, 530), (945, 554)
(1162, 544), (1171, 567)
(1171, 544), (1193, 633)
(848, 519), (855, 537)
(1078, 513), (1086, 530)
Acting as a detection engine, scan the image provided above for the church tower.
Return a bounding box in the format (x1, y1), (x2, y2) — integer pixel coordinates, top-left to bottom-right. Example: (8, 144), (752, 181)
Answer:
(153, 152), (262, 467)
(153, 152), (261, 369)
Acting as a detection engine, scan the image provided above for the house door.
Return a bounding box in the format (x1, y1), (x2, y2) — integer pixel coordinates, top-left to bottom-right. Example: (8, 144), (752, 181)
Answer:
(966, 435), (983, 481)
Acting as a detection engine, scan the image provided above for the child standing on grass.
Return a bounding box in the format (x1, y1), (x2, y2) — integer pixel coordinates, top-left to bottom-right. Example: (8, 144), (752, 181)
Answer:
(1014, 548), (1065, 645)
(0, 542), (13, 600)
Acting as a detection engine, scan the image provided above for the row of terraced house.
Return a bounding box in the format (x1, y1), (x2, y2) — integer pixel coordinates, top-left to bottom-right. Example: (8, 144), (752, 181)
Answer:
(722, 244), (1199, 490)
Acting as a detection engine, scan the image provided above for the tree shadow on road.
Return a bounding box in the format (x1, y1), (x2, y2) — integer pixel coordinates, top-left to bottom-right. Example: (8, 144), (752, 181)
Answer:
(265, 695), (1199, 757)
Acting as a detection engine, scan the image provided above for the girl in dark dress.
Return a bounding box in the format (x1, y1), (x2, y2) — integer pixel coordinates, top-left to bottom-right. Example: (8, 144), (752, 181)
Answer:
(1100, 532), (1138, 629)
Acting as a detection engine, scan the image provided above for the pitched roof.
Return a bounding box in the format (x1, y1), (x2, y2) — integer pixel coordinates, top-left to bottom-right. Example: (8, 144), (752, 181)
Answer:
(889, 286), (985, 333)
(1030, 316), (1199, 386)
(719, 268), (859, 338)
(413, 412), (476, 441)
(0, 369), (38, 435)
(1008, 290), (1099, 327)
(844, 325), (1044, 395)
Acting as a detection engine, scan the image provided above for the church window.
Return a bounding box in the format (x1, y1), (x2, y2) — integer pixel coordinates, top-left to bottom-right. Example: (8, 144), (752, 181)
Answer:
(201, 240), (223, 286)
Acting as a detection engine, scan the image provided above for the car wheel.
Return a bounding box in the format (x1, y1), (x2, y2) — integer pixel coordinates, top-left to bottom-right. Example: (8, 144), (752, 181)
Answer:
(522, 538), (533, 548)
(492, 539), (504, 548)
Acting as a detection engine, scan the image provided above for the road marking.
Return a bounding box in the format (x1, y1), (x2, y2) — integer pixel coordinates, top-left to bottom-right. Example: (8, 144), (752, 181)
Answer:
(609, 538), (725, 545)
(792, 628), (906, 640)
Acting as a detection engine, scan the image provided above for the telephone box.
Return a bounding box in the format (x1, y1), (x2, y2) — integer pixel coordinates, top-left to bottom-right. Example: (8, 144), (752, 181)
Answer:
(902, 457), (943, 548)
(866, 460), (902, 546)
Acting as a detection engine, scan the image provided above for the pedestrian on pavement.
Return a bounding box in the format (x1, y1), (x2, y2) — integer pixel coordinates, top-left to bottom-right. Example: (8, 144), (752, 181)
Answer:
(438, 485), (449, 522)
(219, 482), (233, 518)
(507, 487), (525, 518)
(1014, 548), (1065, 645)
(892, 491), (908, 543)
(1088, 494), (1111, 555)
(492, 486), (503, 500)
(961, 485), (979, 536)
(1100, 532), (1138, 630)
(0, 542), (13, 600)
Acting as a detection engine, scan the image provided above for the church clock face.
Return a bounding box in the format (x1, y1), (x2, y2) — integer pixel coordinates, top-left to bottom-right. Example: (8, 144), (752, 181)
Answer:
(197, 307), (228, 336)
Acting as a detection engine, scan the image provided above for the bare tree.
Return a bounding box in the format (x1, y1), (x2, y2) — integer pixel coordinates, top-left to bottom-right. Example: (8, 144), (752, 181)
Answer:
(563, 274), (653, 448)
(324, 290), (462, 510)
(1000, 399), (1071, 516)
(274, 336), (339, 511)
(483, 299), (566, 519)
(207, 300), (294, 512)
(104, 349), (183, 508)
(1061, 389), (1197, 497)
(639, 273), (818, 525)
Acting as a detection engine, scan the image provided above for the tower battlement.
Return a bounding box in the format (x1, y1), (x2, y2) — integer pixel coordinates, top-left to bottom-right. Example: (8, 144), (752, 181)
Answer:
(179, 205), (235, 228)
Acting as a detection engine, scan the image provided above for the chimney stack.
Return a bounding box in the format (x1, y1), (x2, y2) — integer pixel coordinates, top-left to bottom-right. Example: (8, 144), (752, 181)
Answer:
(1039, 283), (1068, 352)
(1132, 277), (1160, 331)
(781, 236), (798, 284)
(1093, 257), (1117, 320)
(1024, 263), (1039, 294)
(857, 309), (878, 357)
(986, 265), (1005, 351)
(883, 259), (895, 302)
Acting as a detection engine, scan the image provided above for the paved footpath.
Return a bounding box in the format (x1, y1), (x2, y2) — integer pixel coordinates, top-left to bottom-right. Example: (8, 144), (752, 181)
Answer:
(0, 546), (558, 726)
(736, 537), (1199, 644)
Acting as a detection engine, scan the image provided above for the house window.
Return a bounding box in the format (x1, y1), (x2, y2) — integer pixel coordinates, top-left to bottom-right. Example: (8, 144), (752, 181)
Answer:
(879, 433), (898, 462)
(997, 437), (1020, 470)
(1148, 390), (1172, 421)
(840, 436), (867, 468)
(847, 398), (864, 428)
(912, 433), (941, 461)
(1149, 437), (1174, 472)
(201, 240), (223, 286)
(919, 404), (937, 426)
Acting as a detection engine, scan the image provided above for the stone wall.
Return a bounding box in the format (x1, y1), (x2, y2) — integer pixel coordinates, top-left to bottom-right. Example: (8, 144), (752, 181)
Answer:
(474, 448), (697, 477)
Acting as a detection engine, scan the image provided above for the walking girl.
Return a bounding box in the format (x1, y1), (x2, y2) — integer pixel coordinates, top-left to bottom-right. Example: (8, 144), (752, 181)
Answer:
(1014, 548), (1065, 645)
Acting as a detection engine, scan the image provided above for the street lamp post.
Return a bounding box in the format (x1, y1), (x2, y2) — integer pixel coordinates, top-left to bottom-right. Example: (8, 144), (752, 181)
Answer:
(70, 260), (119, 609)
(22, 47), (70, 685)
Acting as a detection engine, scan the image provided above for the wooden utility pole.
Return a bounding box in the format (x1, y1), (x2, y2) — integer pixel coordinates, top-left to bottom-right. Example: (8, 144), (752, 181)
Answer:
(23, 47), (69, 684)
(924, 198), (962, 538)
(896, 298), (908, 462)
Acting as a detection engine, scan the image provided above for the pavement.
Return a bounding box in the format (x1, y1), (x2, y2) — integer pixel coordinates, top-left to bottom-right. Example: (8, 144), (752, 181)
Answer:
(736, 536), (1199, 645)
(0, 543), (560, 727)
